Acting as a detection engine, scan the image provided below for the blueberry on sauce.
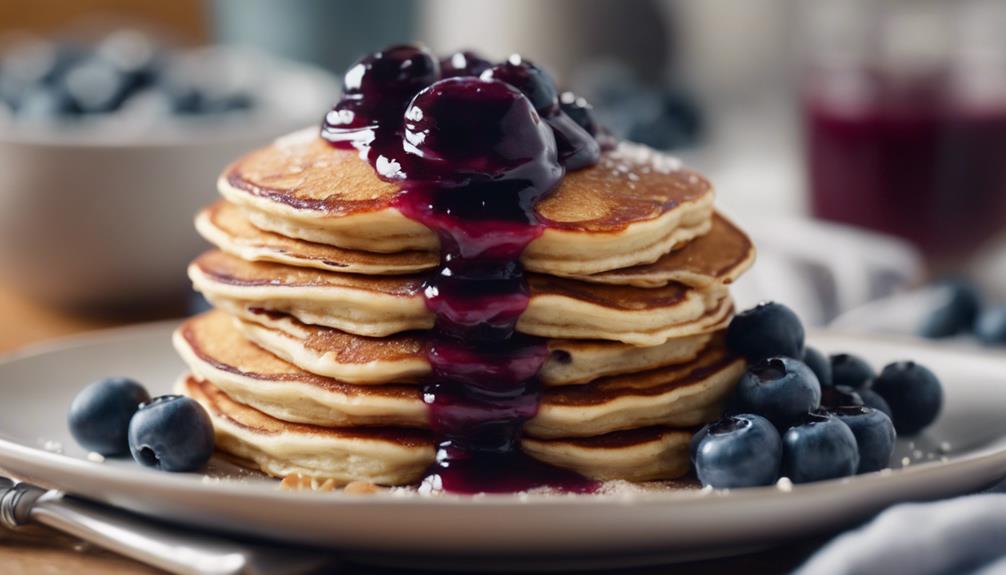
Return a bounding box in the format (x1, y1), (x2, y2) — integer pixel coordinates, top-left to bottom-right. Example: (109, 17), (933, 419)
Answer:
(480, 55), (600, 170)
(439, 50), (492, 79)
(560, 91), (600, 137)
(320, 47), (606, 494)
(322, 44), (440, 144)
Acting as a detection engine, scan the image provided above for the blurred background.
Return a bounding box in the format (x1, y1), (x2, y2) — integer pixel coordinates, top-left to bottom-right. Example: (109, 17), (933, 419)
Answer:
(1, 0), (1004, 349)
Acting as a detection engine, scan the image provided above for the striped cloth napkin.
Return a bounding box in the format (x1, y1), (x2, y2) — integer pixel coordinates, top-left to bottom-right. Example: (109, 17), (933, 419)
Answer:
(795, 481), (1006, 575)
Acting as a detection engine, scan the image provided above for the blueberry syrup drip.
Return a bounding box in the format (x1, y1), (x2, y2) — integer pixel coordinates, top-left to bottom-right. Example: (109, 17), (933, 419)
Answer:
(320, 46), (604, 494)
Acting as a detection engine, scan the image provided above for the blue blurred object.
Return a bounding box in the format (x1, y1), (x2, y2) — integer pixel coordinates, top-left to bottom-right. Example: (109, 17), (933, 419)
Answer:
(210, 0), (416, 73)
(975, 306), (1006, 345)
(571, 59), (703, 150)
(0, 31), (265, 124)
(918, 279), (982, 339)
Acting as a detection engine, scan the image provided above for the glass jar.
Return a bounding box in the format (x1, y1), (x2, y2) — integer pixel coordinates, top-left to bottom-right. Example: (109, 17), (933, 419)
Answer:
(801, 0), (1006, 267)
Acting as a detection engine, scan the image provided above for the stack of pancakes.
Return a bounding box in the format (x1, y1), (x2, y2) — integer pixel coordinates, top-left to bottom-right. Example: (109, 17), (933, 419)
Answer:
(175, 128), (755, 486)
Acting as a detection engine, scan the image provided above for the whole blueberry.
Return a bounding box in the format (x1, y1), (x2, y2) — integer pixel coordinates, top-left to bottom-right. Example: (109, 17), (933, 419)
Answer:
(733, 357), (821, 429)
(858, 388), (893, 419)
(830, 353), (875, 390)
(689, 423), (708, 463)
(831, 406), (896, 474)
(68, 377), (150, 455)
(128, 395), (214, 472)
(61, 57), (129, 113)
(726, 302), (805, 361)
(692, 414), (782, 489)
(559, 91), (600, 137)
(975, 306), (1006, 345)
(95, 29), (161, 93)
(15, 85), (79, 121)
(872, 361), (943, 435)
(918, 280), (981, 339)
(343, 44), (439, 97)
(820, 384), (864, 410)
(326, 44), (439, 131)
(480, 55), (558, 112)
(660, 89), (704, 143)
(439, 50), (491, 78)
(782, 411), (860, 484)
(627, 112), (688, 150)
(403, 77), (560, 184)
(802, 346), (833, 388)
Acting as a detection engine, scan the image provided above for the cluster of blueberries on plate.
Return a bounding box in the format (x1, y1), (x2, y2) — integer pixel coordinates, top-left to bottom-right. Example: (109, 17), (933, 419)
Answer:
(68, 380), (214, 472)
(919, 279), (1006, 345)
(0, 29), (253, 123)
(692, 302), (944, 489)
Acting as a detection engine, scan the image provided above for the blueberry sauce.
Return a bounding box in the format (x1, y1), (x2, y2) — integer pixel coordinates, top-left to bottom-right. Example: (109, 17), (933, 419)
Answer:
(321, 46), (605, 494)
(439, 50), (492, 79)
(481, 55), (601, 170)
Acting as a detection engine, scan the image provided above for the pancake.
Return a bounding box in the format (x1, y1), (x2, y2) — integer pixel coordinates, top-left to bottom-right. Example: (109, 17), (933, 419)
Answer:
(196, 201), (435, 276)
(174, 312), (737, 437)
(232, 309), (719, 386)
(183, 375), (695, 485)
(219, 129), (715, 275)
(525, 336), (743, 439)
(572, 213), (755, 288)
(180, 375), (434, 485)
(521, 427), (693, 482)
(173, 310), (427, 428)
(190, 250), (732, 346)
(198, 202), (753, 290)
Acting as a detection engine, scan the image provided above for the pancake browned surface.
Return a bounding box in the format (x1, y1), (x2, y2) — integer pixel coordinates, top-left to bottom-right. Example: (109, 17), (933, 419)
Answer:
(190, 250), (732, 345)
(180, 375), (435, 485)
(233, 309), (719, 385)
(526, 335), (744, 439)
(183, 375), (697, 484)
(577, 213), (755, 288)
(173, 310), (427, 428)
(522, 427), (693, 482)
(175, 311), (739, 438)
(197, 201), (436, 275)
(199, 201), (753, 290)
(219, 130), (715, 274)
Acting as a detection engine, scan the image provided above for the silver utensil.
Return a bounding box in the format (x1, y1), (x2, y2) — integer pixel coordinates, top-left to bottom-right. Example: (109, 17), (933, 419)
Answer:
(0, 476), (334, 575)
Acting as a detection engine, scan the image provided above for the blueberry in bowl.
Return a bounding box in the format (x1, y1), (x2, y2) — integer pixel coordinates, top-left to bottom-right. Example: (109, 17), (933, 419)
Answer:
(128, 395), (215, 472)
(831, 405), (896, 474)
(871, 361), (943, 435)
(68, 377), (150, 456)
(692, 414), (782, 489)
(830, 353), (875, 390)
(726, 301), (805, 361)
(782, 410), (860, 484)
(732, 356), (821, 429)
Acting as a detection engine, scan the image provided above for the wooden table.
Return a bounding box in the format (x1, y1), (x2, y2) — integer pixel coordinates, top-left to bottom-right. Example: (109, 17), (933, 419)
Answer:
(0, 284), (825, 574)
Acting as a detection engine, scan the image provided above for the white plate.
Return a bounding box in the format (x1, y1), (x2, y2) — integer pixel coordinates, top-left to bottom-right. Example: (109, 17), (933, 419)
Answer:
(1, 321), (1005, 566)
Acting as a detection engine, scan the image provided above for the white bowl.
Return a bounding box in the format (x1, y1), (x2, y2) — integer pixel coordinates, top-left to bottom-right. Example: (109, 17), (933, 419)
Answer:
(0, 49), (338, 310)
